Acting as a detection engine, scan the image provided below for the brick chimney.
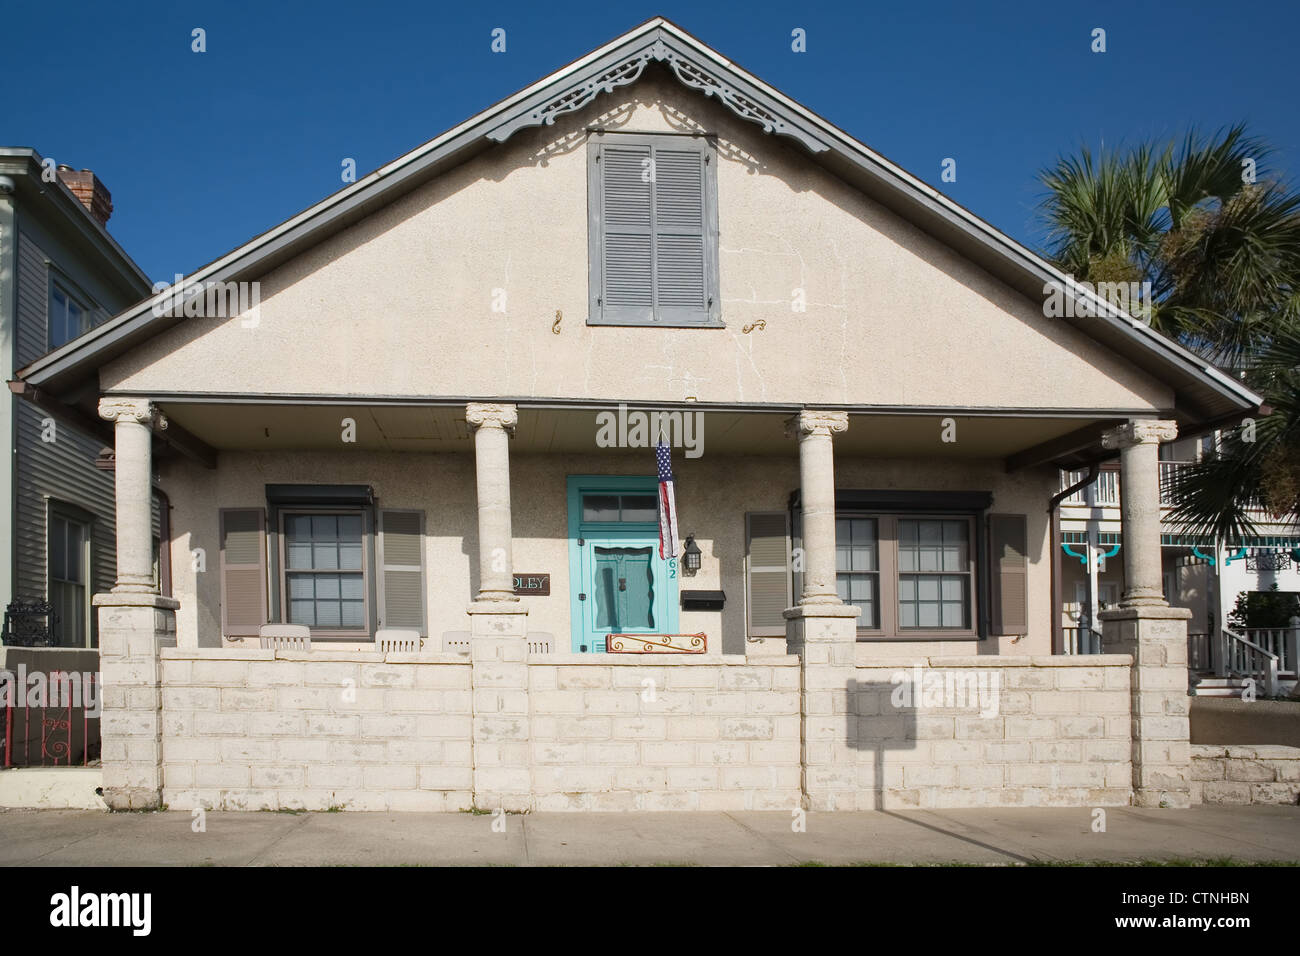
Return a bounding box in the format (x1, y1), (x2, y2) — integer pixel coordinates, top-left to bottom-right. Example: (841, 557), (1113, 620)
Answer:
(56, 165), (113, 227)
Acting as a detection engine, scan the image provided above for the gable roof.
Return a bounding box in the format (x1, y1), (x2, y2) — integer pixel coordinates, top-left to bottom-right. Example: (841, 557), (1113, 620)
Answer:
(15, 17), (1263, 426)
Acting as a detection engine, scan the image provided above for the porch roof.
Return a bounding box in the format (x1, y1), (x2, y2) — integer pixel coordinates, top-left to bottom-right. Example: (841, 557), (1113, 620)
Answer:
(142, 398), (1128, 469)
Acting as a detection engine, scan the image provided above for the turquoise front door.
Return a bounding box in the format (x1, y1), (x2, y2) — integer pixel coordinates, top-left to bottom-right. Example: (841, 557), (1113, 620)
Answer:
(568, 477), (678, 652)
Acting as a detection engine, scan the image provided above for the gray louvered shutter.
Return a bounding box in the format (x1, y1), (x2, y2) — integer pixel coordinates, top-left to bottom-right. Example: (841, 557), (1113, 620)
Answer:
(591, 136), (717, 326)
(989, 514), (1028, 636)
(653, 147), (709, 318)
(746, 512), (792, 637)
(600, 143), (654, 313)
(377, 510), (426, 635)
(220, 509), (267, 637)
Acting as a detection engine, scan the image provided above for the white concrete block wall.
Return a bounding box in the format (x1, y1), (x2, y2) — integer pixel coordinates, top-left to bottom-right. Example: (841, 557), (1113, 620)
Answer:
(153, 648), (1141, 811)
(847, 656), (1134, 809)
(525, 656), (802, 811)
(160, 649), (473, 811)
(1191, 744), (1300, 805)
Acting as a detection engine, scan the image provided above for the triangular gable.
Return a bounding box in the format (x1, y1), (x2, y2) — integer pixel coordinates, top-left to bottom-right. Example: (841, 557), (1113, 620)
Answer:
(17, 17), (1262, 425)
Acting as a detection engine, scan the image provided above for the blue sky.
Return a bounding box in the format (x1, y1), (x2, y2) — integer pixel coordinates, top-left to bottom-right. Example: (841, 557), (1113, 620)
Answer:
(9, 0), (1299, 282)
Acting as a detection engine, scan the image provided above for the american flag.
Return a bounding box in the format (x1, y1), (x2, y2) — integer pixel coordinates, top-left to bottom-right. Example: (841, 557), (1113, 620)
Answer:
(656, 441), (680, 560)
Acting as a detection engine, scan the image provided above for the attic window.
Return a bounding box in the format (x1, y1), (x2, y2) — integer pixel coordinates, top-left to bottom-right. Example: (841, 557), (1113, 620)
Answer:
(587, 132), (722, 328)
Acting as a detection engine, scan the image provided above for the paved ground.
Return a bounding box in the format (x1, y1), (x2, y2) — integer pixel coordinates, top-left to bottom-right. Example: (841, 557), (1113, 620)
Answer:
(1, 805), (1298, 865)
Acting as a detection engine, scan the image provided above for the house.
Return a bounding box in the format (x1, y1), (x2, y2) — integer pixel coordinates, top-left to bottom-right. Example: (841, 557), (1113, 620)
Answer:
(0, 151), (157, 648)
(15, 19), (1267, 812)
(1058, 438), (1300, 694)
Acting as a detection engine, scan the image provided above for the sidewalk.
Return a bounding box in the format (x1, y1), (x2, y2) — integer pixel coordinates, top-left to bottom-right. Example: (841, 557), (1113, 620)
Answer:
(2, 805), (1298, 866)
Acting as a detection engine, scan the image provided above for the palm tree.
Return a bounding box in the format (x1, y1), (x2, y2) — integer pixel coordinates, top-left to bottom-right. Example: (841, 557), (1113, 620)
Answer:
(1037, 126), (1300, 541)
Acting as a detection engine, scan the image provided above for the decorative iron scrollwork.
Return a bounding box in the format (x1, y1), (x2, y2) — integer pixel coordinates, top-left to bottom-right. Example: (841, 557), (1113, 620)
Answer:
(1246, 550), (1292, 572)
(1, 601), (59, 647)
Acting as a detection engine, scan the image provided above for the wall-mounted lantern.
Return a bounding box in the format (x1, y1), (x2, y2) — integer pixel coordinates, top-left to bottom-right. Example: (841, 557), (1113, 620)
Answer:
(682, 534), (702, 575)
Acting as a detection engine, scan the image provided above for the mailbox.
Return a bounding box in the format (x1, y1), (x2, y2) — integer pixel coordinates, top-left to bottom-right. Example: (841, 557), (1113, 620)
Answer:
(680, 590), (725, 611)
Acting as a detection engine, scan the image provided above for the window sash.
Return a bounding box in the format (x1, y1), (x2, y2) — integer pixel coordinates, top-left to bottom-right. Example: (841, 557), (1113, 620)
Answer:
(49, 281), (90, 349)
(277, 508), (370, 637)
(48, 510), (90, 646)
(835, 513), (978, 639)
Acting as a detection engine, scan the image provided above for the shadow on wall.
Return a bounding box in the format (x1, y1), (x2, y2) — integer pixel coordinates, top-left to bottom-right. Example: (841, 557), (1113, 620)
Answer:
(850, 679), (917, 810)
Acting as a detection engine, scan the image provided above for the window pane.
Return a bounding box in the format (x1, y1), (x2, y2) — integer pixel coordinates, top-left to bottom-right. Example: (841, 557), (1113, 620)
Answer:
(49, 516), (67, 580)
(338, 541), (362, 571)
(312, 515), (338, 541)
(341, 600), (365, 629)
(338, 514), (362, 541)
(899, 602), (917, 628)
(313, 541), (340, 570)
(917, 601), (940, 628)
(289, 600), (316, 626)
(899, 520), (918, 546)
(66, 524), (84, 584)
(583, 495), (619, 522)
(620, 495), (657, 522)
(316, 575), (340, 600)
(315, 600), (341, 628)
(836, 518), (877, 572)
(340, 575), (364, 601)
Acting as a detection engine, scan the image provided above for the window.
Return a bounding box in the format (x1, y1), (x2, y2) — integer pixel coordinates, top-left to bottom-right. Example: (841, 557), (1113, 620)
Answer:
(836, 517), (879, 627)
(587, 132), (721, 327)
(581, 493), (659, 523)
(897, 519), (971, 629)
(49, 280), (91, 349)
(834, 514), (977, 638)
(281, 511), (367, 634)
(48, 508), (91, 646)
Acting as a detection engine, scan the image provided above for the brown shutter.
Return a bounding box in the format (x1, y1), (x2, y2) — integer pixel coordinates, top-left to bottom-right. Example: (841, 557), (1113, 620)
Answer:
(746, 512), (792, 637)
(220, 509), (267, 637)
(377, 510), (426, 635)
(989, 513), (1028, 636)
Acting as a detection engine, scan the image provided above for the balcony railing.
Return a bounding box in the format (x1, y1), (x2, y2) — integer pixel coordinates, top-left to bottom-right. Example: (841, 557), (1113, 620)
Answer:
(1062, 461), (1236, 509)
(1060, 470), (1119, 506)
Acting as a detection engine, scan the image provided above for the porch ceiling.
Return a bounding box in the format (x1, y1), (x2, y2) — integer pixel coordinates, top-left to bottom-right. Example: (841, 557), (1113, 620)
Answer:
(158, 402), (1109, 464)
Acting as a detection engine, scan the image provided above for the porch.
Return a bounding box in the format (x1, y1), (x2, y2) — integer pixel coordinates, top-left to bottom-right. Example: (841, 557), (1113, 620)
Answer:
(114, 397), (1170, 656)
(83, 397), (1197, 811)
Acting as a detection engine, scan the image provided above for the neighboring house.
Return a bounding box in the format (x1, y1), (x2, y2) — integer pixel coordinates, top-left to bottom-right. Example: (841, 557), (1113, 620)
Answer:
(1058, 437), (1300, 693)
(16, 20), (1271, 811)
(0, 150), (155, 647)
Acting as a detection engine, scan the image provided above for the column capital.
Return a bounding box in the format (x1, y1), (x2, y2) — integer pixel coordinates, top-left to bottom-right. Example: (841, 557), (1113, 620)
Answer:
(785, 409), (849, 440)
(99, 397), (167, 431)
(466, 402), (518, 433)
(1102, 419), (1177, 450)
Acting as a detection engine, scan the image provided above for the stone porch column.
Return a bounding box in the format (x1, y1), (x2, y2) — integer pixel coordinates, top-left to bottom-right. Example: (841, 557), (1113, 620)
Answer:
(464, 402), (530, 810)
(783, 410), (861, 810)
(1098, 419), (1192, 809)
(94, 397), (178, 810)
(467, 402), (518, 602)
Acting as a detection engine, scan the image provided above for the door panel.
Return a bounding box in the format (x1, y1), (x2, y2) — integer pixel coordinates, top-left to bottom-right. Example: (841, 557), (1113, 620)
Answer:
(592, 546), (655, 631)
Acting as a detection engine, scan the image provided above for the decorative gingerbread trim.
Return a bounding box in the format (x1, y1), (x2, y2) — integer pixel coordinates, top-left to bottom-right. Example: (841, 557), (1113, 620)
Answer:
(486, 38), (827, 154)
(465, 402), (518, 432)
(1102, 420), (1177, 450)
